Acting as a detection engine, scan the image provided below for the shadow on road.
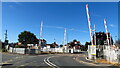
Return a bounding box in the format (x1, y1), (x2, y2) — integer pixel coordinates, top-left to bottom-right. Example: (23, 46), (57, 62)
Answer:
(2, 64), (13, 66)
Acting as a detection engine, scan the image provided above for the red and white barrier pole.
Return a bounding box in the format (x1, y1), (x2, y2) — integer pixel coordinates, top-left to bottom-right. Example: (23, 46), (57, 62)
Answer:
(86, 4), (94, 45)
(104, 19), (110, 45)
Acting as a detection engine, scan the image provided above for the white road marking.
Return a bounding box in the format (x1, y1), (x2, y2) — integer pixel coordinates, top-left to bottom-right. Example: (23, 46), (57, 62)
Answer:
(44, 58), (53, 67)
(47, 57), (57, 67)
(44, 56), (59, 68)
(20, 65), (25, 66)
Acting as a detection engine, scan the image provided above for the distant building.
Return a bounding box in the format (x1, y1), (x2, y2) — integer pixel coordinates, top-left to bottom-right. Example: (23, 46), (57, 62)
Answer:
(46, 44), (51, 48)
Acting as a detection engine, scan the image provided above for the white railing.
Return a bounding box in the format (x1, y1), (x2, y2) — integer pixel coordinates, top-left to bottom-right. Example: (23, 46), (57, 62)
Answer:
(8, 47), (25, 54)
(87, 45), (120, 63)
(8, 46), (82, 54)
(103, 46), (120, 63)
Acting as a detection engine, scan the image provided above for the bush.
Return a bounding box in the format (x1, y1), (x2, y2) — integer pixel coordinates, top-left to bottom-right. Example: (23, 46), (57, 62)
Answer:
(2, 48), (7, 52)
(15, 45), (27, 48)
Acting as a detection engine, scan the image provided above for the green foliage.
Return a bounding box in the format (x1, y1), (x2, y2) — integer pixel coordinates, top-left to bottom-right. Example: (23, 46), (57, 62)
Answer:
(83, 42), (91, 51)
(15, 45), (27, 48)
(51, 42), (58, 48)
(2, 48), (7, 52)
(68, 39), (81, 48)
(85, 42), (91, 45)
(18, 31), (39, 45)
(60, 45), (63, 47)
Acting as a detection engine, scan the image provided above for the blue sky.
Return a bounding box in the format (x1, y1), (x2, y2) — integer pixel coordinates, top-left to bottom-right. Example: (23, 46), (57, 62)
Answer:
(2, 2), (118, 45)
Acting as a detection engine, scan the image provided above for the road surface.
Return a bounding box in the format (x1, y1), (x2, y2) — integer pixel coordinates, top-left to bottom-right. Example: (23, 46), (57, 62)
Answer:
(0, 52), (117, 68)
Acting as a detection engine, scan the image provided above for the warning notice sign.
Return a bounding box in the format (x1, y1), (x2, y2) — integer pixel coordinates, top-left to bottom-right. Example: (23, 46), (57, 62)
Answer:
(90, 45), (96, 55)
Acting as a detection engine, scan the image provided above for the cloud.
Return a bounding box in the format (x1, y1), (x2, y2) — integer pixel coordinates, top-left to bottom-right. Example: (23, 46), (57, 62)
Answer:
(43, 25), (64, 29)
(69, 28), (88, 33)
(44, 25), (88, 33)
(109, 24), (115, 27)
(81, 31), (88, 33)
(70, 28), (74, 31)
(56, 27), (64, 29)
(93, 15), (102, 17)
(7, 0), (22, 8)
(9, 0), (22, 5)
(9, 5), (14, 8)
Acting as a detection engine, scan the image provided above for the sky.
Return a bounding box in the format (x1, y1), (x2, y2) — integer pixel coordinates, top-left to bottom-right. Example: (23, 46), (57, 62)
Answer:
(2, 2), (118, 45)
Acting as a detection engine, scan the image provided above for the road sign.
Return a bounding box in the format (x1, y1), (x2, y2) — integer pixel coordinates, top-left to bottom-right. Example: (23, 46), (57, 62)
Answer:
(90, 45), (96, 55)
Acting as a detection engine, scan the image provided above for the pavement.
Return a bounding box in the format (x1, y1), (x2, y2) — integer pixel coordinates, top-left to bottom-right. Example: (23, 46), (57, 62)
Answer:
(76, 54), (120, 68)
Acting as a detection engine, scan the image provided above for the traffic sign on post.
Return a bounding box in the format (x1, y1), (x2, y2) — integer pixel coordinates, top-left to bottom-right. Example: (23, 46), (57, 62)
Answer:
(90, 45), (96, 55)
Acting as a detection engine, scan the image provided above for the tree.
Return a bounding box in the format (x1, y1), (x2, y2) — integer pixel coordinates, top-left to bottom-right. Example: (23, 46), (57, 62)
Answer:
(60, 44), (63, 47)
(85, 42), (91, 46)
(68, 39), (81, 48)
(84, 42), (91, 51)
(18, 31), (38, 46)
(51, 42), (58, 48)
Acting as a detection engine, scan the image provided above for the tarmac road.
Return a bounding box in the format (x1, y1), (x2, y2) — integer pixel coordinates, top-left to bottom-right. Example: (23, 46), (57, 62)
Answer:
(1, 52), (116, 68)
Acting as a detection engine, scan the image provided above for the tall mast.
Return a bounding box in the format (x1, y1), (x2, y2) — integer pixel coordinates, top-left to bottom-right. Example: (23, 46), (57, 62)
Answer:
(86, 4), (93, 45)
(64, 28), (66, 45)
(40, 21), (43, 39)
(39, 21), (43, 47)
(104, 19), (110, 45)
